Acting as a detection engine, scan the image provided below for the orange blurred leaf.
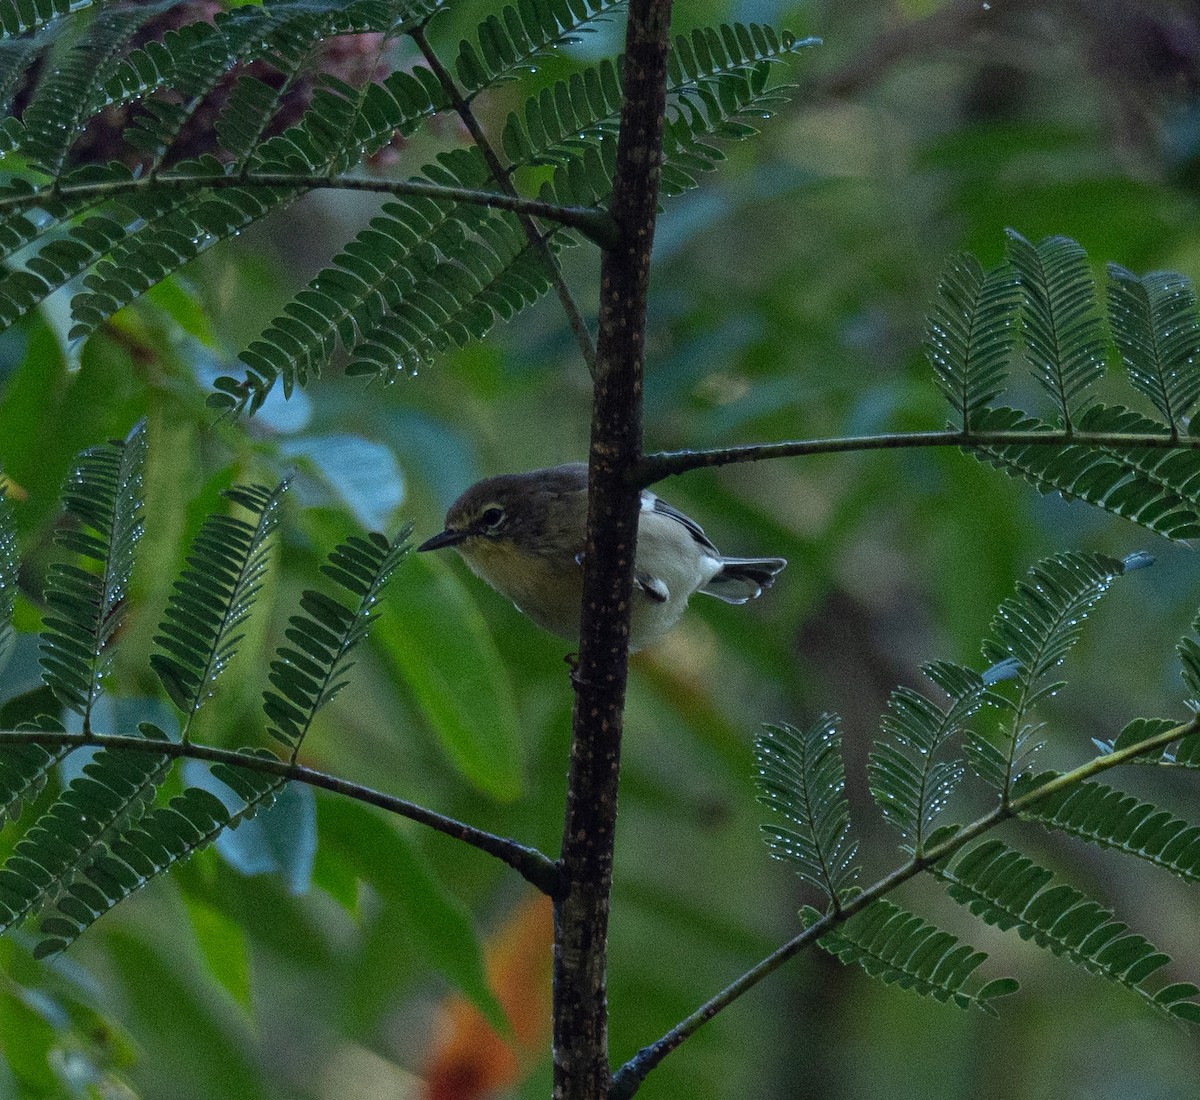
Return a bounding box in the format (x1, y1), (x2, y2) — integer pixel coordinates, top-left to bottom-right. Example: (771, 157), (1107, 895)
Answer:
(423, 894), (553, 1100)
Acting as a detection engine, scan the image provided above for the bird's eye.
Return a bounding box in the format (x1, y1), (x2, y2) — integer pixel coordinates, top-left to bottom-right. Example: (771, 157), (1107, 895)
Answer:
(480, 505), (505, 530)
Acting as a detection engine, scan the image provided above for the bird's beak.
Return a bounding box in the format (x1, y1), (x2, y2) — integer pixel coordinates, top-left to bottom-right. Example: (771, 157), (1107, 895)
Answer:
(417, 528), (467, 552)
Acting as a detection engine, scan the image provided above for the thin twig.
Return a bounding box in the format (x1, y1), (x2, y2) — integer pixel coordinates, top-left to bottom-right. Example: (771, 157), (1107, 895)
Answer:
(0, 729), (560, 894)
(637, 428), (1200, 485)
(610, 714), (1200, 1098)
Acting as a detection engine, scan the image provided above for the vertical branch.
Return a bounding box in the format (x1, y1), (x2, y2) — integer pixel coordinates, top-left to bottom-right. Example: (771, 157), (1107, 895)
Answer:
(553, 1), (673, 1098)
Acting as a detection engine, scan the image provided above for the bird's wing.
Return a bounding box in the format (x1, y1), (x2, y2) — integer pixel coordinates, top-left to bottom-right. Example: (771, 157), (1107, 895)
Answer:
(642, 492), (720, 555)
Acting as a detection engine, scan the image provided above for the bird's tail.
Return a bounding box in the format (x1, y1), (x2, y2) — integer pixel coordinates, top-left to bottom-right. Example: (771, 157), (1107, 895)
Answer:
(701, 557), (788, 604)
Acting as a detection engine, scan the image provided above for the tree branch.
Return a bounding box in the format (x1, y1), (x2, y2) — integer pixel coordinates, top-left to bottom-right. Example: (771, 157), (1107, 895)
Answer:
(610, 714), (1200, 1098)
(0, 728), (559, 895)
(638, 428), (1200, 485)
(553, 1), (673, 1097)
(0, 172), (620, 249)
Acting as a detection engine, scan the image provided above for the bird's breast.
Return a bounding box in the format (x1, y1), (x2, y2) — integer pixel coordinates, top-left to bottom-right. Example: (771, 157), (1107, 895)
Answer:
(460, 539), (585, 639)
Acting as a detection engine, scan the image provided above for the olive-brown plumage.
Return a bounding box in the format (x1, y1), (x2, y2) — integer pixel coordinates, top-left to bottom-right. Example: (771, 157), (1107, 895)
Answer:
(418, 463), (786, 650)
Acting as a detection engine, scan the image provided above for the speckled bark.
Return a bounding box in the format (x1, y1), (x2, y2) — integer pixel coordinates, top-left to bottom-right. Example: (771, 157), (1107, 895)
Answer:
(552, 2), (673, 1099)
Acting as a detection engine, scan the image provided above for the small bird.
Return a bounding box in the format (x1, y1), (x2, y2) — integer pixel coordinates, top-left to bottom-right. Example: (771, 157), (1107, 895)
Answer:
(417, 463), (786, 651)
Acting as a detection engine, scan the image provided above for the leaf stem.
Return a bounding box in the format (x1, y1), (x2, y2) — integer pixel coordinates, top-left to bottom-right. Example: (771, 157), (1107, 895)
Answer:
(0, 729), (560, 894)
(610, 714), (1200, 1098)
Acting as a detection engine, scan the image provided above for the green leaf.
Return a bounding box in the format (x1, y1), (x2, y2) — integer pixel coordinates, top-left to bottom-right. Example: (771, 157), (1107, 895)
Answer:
(1006, 230), (1106, 428)
(1107, 264), (1200, 431)
(0, 724), (170, 936)
(38, 420), (147, 726)
(184, 893), (253, 1013)
(455, 0), (625, 96)
(18, 3), (162, 176)
(967, 404), (1200, 541)
(262, 528), (409, 755)
(1017, 776), (1200, 885)
(35, 753), (284, 956)
(754, 716), (858, 902)
(926, 253), (1021, 427)
(968, 552), (1135, 793)
(939, 839), (1200, 1018)
(0, 486), (17, 676)
(377, 552), (522, 802)
(817, 899), (1014, 1014)
(150, 480), (288, 731)
(0, 713), (68, 831)
(318, 796), (508, 1035)
(1111, 716), (1185, 752)
(868, 661), (992, 850)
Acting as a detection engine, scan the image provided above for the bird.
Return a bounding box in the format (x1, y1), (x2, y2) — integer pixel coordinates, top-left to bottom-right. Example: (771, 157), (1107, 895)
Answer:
(417, 462), (786, 651)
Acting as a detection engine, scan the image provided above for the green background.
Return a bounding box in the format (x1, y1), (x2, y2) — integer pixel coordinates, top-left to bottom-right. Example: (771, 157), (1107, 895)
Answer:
(4, 0), (1200, 1097)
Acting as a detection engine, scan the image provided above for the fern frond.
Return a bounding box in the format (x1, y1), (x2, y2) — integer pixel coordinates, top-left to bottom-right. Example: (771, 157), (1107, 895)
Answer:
(70, 3), (414, 339)
(38, 421), (147, 729)
(0, 0), (80, 42)
(869, 662), (994, 850)
(1017, 776), (1200, 885)
(754, 717), (858, 903)
(968, 551), (1133, 794)
(0, 725), (170, 936)
(209, 0), (425, 169)
(926, 253), (1021, 428)
(104, 7), (276, 164)
(513, 24), (794, 207)
(0, 485), (17, 673)
(1108, 716), (1187, 757)
(455, 0), (622, 96)
(939, 839), (1200, 1020)
(0, 716), (68, 830)
(106, 1), (435, 165)
(18, 2), (169, 178)
(216, 23), (811, 406)
(66, 180), (297, 341)
(150, 480), (288, 732)
(0, 197), (141, 330)
(250, 66), (446, 175)
(658, 29), (814, 196)
(0, 35), (44, 114)
(10, 3), (440, 344)
(982, 552), (1130, 707)
(500, 57), (623, 168)
(264, 528), (409, 757)
(1006, 230), (1106, 428)
(1107, 264), (1200, 432)
(508, 26), (809, 183)
(35, 757), (283, 957)
(215, 146), (512, 409)
(343, 207), (558, 381)
(966, 405), (1200, 541)
(814, 899), (1018, 1015)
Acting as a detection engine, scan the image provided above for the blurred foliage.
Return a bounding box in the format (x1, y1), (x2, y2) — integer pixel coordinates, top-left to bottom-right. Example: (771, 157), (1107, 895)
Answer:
(2, 0), (1200, 1099)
